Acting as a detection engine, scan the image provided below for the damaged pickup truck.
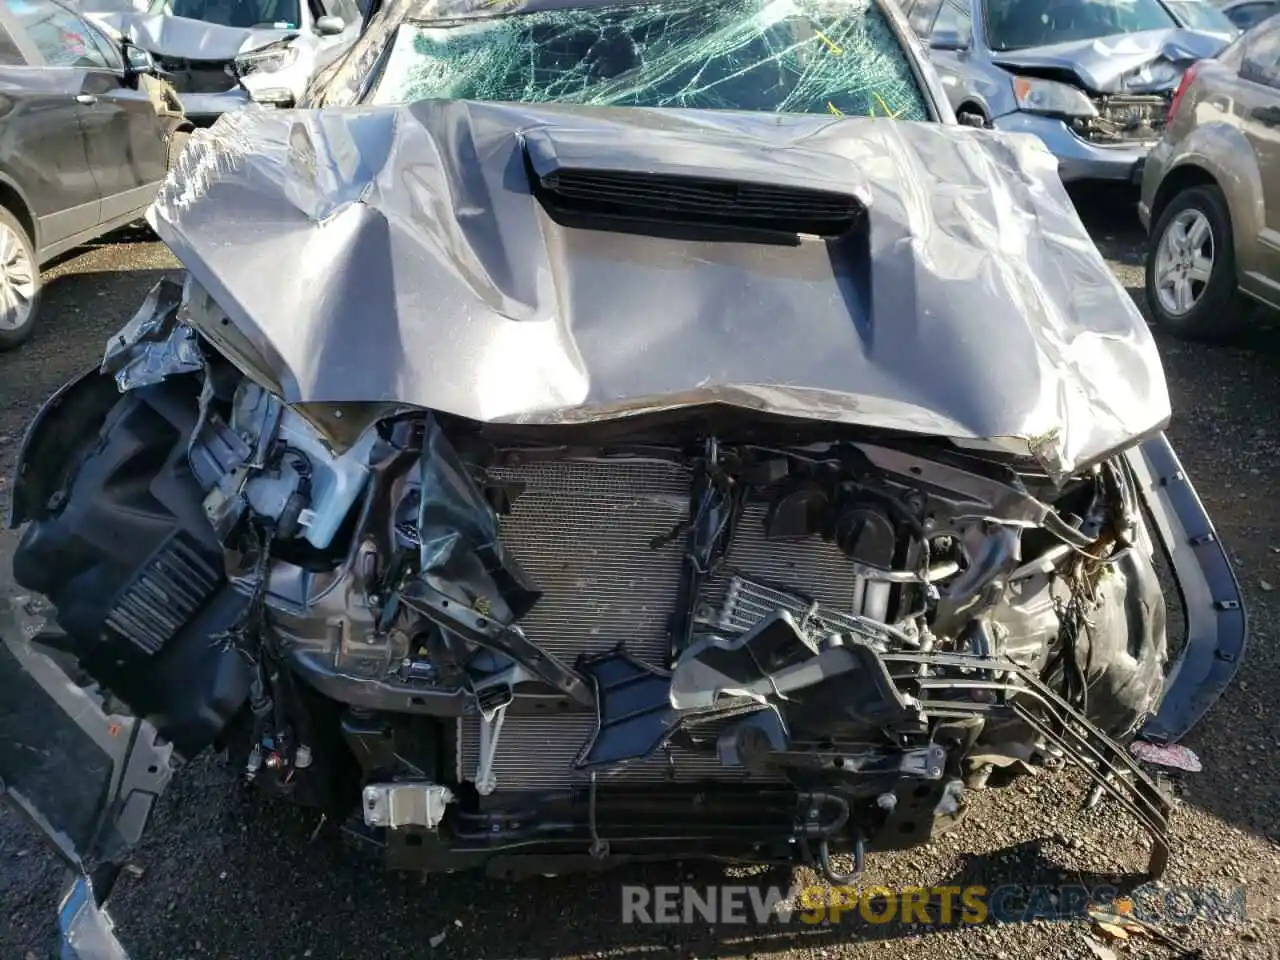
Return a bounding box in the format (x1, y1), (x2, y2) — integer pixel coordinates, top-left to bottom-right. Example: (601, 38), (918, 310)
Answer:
(0, 0), (1247, 955)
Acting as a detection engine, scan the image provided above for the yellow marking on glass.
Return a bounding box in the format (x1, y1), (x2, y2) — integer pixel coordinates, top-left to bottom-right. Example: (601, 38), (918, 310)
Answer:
(814, 29), (843, 55)
(873, 91), (906, 119)
(827, 101), (844, 116)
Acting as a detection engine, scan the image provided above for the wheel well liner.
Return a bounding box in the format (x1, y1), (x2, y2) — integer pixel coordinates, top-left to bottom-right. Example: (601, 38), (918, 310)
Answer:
(0, 177), (37, 255)
(1150, 165), (1221, 230)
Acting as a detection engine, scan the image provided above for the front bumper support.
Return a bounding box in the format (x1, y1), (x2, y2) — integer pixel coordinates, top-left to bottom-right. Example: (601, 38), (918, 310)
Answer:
(1124, 434), (1247, 744)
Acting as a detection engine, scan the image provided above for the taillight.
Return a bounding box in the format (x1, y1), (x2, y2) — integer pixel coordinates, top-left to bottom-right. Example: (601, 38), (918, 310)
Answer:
(1167, 62), (1199, 124)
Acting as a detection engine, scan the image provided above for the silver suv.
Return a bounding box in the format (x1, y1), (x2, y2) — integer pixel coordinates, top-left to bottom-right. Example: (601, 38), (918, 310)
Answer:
(1140, 17), (1280, 340)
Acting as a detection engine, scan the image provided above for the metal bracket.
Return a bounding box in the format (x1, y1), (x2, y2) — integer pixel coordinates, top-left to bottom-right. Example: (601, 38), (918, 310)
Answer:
(474, 703), (508, 796)
(470, 669), (519, 797)
(362, 782), (455, 829)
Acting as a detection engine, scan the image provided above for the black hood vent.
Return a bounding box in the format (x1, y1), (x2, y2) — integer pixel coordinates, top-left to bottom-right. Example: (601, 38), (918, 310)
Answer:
(532, 166), (864, 239)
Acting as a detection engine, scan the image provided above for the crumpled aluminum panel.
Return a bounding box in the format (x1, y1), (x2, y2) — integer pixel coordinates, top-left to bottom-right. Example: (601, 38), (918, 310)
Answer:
(150, 96), (1170, 481)
(990, 28), (1227, 94)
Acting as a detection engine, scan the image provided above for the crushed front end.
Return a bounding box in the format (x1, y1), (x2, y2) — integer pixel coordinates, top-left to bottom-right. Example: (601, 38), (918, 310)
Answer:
(2, 286), (1241, 882)
(0, 100), (1247, 956)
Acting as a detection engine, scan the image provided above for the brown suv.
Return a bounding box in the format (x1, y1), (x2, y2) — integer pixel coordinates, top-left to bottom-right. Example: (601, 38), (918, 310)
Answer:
(1140, 17), (1280, 341)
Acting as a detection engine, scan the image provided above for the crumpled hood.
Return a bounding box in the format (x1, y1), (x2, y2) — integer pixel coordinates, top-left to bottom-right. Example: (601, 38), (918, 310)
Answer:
(95, 11), (289, 60)
(148, 99), (1170, 480)
(991, 28), (1228, 93)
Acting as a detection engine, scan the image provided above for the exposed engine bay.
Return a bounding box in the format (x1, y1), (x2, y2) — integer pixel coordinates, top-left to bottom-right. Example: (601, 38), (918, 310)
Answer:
(0, 98), (1248, 959)
(1072, 92), (1171, 144)
(7, 279), (1191, 884)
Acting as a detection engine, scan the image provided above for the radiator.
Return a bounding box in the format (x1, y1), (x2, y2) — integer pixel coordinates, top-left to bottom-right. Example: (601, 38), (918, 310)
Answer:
(458, 455), (860, 791)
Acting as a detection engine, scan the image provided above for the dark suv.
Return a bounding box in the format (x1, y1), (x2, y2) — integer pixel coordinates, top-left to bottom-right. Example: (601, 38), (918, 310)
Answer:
(0, 0), (187, 350)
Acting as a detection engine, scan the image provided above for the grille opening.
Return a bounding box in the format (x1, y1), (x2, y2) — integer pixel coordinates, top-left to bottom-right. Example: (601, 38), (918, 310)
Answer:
(155, 56), (239, 94)
(531, 163), (865, 241)
(1072, 93), (1171, 145)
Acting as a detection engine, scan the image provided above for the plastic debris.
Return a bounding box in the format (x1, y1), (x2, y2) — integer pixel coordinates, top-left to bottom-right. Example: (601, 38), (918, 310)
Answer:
(1131, 740), (1202, 772)
(1094, 920), (1131, 941)
(429, 931), (447, 948)
(1084, 938), (1118, 960)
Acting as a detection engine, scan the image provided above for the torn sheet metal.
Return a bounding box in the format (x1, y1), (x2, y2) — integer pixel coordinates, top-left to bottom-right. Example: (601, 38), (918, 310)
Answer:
(58, 873), (130, 960)
(149, 98), (1170, 479)
(100, 278), (203, 391)
(93, 11), (287, 60)
(991, 29), (1224, 93)
(1131, 740), (1202, 772)
(415, 416), (541, 622)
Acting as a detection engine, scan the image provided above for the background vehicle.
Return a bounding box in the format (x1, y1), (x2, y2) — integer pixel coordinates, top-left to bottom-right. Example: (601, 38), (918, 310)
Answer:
(1141, 15), (1280, 340)
(1218, 0), (1280, 30)
(898, 0), (1232, 183)
(304, 0), (956, 113)
(0, 0), (188, 350)
(87, 0), (362, 124)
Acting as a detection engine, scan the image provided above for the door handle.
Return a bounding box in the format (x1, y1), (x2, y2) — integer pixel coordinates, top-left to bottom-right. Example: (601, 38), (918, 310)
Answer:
(75, 93), (97, 105)
(1250, 104), (1280, 125)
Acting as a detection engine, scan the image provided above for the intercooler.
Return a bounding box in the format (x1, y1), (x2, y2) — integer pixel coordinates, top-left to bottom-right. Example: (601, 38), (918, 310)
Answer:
(457, 456), (862, 791)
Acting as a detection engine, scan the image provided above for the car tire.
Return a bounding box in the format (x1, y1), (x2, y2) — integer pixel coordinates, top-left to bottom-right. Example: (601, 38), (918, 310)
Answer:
(1145, 184), (1247, 343)
(0, 205), (42, 352)
(167, 129), (192, 172)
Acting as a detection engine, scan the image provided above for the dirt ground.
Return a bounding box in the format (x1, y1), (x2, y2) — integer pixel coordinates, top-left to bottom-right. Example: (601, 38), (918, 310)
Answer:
(0, 195), (1277, 960)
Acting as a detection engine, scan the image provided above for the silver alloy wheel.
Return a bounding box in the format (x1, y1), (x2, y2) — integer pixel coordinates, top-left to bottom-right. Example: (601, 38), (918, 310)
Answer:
(0, 219), (36, 332)
(1154, 208), (1214, 318)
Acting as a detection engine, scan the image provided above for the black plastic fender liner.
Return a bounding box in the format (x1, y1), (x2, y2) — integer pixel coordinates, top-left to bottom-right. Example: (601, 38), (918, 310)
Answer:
(1123, 433), (1247, 744)
(10, 378), (253, 758)
(5, 365), (121, 530)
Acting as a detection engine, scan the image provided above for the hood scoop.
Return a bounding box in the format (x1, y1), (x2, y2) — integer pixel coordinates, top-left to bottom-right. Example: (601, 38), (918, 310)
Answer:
(532, 165), (863, 238)
(521, 123), (865, 239)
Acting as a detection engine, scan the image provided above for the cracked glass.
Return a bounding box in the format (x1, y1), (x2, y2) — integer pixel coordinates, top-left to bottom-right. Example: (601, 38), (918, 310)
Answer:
(366, 0), (928, 120)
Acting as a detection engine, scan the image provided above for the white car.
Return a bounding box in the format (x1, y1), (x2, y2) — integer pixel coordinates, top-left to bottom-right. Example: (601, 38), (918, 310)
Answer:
(84, 0), (362, 124)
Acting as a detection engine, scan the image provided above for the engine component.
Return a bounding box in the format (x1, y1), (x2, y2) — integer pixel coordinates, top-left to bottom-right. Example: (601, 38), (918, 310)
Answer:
(191, 381), (377, 549)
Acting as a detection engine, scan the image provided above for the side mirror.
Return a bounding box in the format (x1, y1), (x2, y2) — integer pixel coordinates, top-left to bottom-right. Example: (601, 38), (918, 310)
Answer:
(122, 39), (160, 75)
(930, 29), (970, 51)
(314, 15), (345, 35)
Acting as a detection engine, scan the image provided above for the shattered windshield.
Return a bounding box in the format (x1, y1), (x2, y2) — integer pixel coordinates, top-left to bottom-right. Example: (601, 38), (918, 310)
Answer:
(149, 0), (300, 29)
(365, 0), (930, 120)
(984, 0), (1174, 50)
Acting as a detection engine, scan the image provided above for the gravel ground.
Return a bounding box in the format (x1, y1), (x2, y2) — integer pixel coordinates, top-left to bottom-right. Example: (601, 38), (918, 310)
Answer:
(1, 197), (1278, 960)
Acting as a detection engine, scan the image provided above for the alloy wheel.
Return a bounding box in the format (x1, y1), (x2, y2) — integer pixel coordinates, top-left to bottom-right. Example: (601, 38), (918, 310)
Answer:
(0, 220), (36, 333)
(1154, 208), (1214, 318)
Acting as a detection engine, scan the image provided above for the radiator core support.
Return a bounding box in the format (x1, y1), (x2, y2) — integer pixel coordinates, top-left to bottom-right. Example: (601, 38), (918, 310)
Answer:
(457, 454), (870, 794)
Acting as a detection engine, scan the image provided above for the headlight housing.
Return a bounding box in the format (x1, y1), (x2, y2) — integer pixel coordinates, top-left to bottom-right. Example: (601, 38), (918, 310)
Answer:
(235, 42), (300, 77)
(1012, 76), (1098, 119)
